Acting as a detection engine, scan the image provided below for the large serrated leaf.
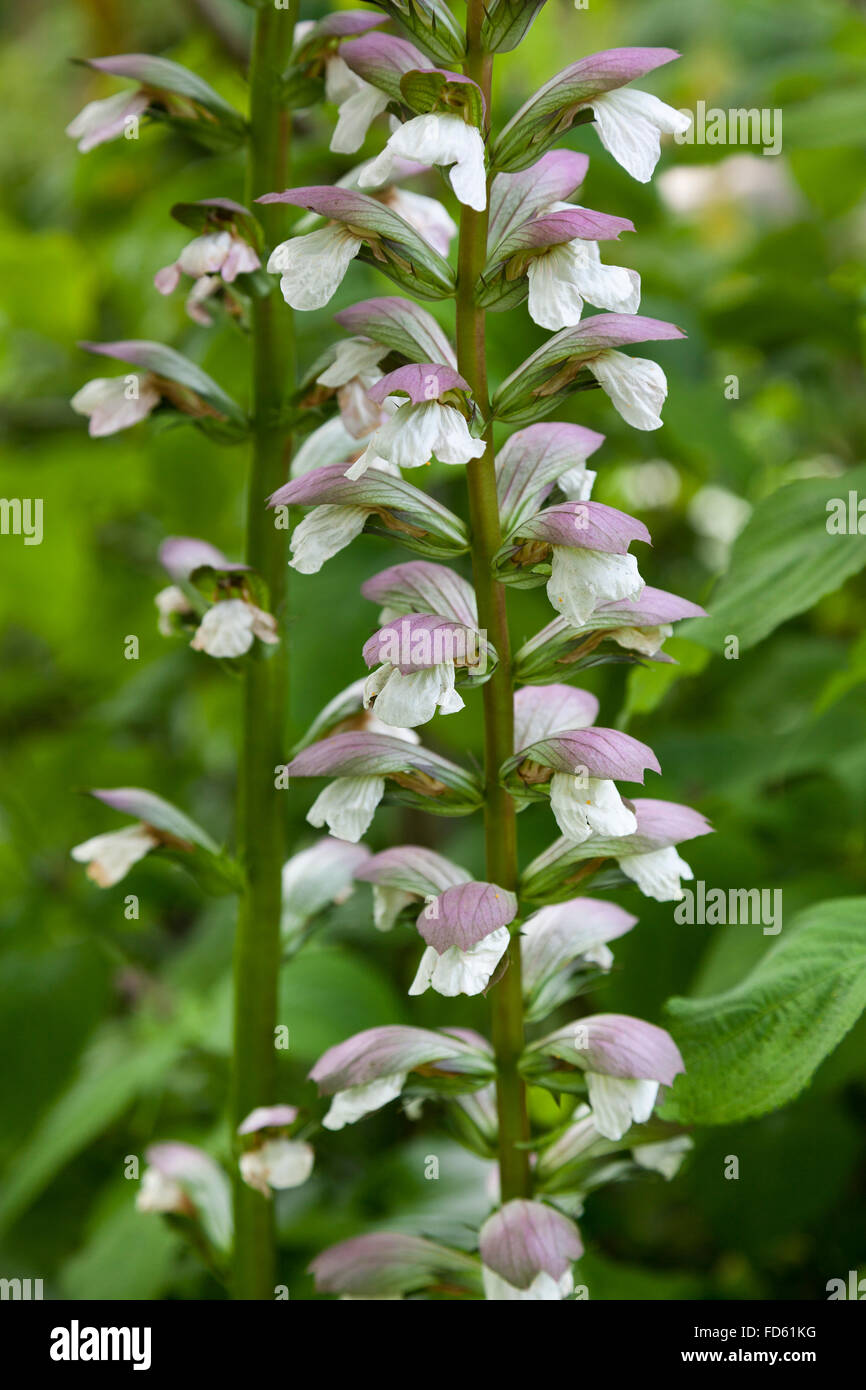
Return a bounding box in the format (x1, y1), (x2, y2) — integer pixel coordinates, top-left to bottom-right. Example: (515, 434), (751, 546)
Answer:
(683, 467), (866, 652)
(661, 897), (866, 1125)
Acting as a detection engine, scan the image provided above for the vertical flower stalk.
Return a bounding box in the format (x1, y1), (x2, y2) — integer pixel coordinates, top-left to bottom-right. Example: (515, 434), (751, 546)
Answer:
(457, 1), (529, 1201)
(231, 0), (298, 1300)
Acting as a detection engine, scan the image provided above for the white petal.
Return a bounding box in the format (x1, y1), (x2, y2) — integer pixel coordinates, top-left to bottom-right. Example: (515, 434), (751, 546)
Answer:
(154, 585), (190, 635)
(564, 238), (641, 315)
(386, 189), (458, 257)
(367, 662), (464, 728)
(289, 505), (369, 573)
(587, 350), (668, 430)
(608, 623), (672, 656)
(619, 846), (693, 902)
(66, 90), (149, 152)
(547, 546), (644, 626)
(549, 775), (636, 844)
(586, 1074), (659, 1140)
(372, 401), (441, 470)
(432, 403), (486, 465)
(71, 376), (160, 437)
(338, 378), (388, 440)
(632, 1135), (692, 1180)
(332, 79), (390, 155)
(322, 1072), (407, 1130)
(317, 337), (387, 388)
(136, 1168), (187, 1214)
(267, 226), (362, 311)
(71, 823), (158, 888)
(361, 114), (487, 211)
(240, 1140), (315, 1195)
(483, 1268), (573, 1301)
(306, 776), (385, 843)
(557, 466), (596, 501)
(591, 87), (692, 183)
(527, 245), (588, 330)
(177, 231), (232, 278)
(190, 599), (256, 658)
(409, 926), (510, 998)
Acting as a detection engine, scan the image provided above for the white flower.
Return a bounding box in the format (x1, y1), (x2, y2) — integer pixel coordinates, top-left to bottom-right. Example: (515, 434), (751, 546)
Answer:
(66, 89), (149, 152)
(608, 623), (673, 656)
(71, 375), (161, 437)
(618, 845), (693, 902)
(307, 776), (386, 843)
(154, 585), (191, 636)
(71, 823), (159, 887)
(586, 1073), (659, 1141)
(135, 1167), (189, 1215)
(267, 224), (363, 311)
(325, 54), (390, 155)
(483, 1268), (574, 1301)
(409, 926), (510, 998)
(363, 661), (464, 728)
(586, 350), (669, 430)
(184, 274), (222, 325)
(384, 188), (458, 257)
(549, 774), (638, 844)
(633, 1134), (692, 1179)
(547, 547), (644, 626)
(347, 400), (484, 479)
(190, 599), (278, 658)
(322, 1072), (407, 1131)
(317, 338), (388, 389)
(290, 505), (370, 573)
(360, 113), (487, 212)
(239, 1139), (315, 1196)
(589, 87), (692, 183)
(557, 466), (597, 502)
(154, 231), (260, 296)
(527, 232), (640, 331)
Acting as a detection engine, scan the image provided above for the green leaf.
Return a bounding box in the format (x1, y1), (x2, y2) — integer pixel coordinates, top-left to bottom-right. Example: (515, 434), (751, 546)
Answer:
(621, 638), (710, 722)
(481, 0), (547, 54)
(661, 897), (866, 1125)
(400, 69), (484, 129)
(373, 2), (465, 67)
(683, 467), (866, 652)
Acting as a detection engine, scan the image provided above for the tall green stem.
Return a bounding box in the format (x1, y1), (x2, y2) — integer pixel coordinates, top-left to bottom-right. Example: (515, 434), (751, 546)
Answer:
(230, 1), (296, 1300)
(459, 3), (531, 1202)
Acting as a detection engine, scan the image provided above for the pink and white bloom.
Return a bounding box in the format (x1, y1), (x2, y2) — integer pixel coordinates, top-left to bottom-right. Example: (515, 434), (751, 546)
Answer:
(480, 1200), (582, 1301)
(66, 88), (149, 151)
(360, 113), (487, 211)
(309, 1024), (493, 1130)
(281, 836), (371, 938)
(361, 614), (489, 728)
(347, 364), (484, 480)
(154, 231), (260, 324)
(136, 1142), (232, 1251)
(527, 1014), (684, 1140)
(189, 598), (278, 659)
(409, 881), (518, 998)
(237, 1106), (314, 1196)
(549, 772), (638, 845)
(526, 203), (640, 331)
(354, 844), (471, 932)
(71, 374), (161, 437)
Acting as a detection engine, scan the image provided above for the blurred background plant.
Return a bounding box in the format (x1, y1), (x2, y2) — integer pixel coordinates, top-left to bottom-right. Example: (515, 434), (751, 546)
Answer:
(1, 0), (865, 1300)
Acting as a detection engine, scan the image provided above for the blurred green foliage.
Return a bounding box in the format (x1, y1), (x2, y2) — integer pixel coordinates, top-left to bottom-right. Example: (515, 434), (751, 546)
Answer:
(0, 0), (865, 1300)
